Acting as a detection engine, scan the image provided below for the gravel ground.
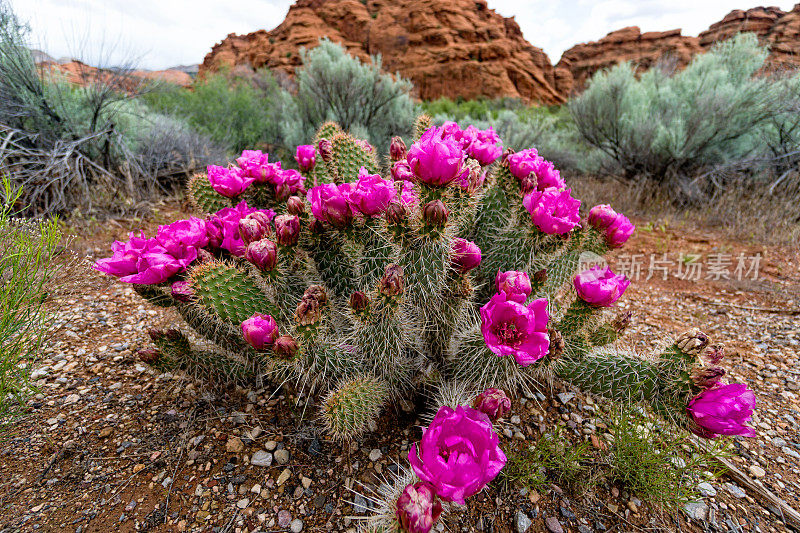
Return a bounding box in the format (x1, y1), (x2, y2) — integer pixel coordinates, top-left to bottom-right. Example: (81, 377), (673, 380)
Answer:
(1, 208), (799, 533)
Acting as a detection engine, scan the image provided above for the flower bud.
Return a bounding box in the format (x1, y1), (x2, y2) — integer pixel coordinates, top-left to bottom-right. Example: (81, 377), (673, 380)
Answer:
(245, 239), (278, 272)
(241, 313), (279, 351)
(611, 310), (632, 334)
(472, 388), (511, 421)
(533, 269), (547, 285)
(197, 248), (214, 263)
(205, 216), (224, 249)
(238, 214), (271, 245)
(676, 328), (709, 355)
(274, 214), (301, 246)
(273, 335), (299, 359)
(171, 280), (194, 302)
(303, 284), (328, 305)
(451, 238), (481, 273)
(349, 290), (370, 314)
(385, 201), (408, 225)
(308, 218), (325, 235)
(422, 199), (448, 227)
(318, 138), (333, 162)
(704, 344), (725, 365)
(295, 144), (316, 172)
(395, 481), (442, 533)
(137, 348), (160, 365)
(547, 328), (564, 360)
(519, 173), (537, 194)
(390, 136), (407, 161)
(295, 297), (322, 326)
(691, 366), (726, 390)
(148, 328), (182, 343)
(391, 160), (414, 181)
(501, 147), (515, 166)
(379, 264), (404, 298)
(287, 195), (306, 216)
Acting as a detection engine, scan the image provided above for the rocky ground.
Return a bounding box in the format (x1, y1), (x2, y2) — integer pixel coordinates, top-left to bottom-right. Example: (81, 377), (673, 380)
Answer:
(1, 204), (799, 533)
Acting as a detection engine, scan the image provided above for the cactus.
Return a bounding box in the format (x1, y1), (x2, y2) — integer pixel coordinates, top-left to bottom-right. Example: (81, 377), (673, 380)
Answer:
(97, 118), (751, 451)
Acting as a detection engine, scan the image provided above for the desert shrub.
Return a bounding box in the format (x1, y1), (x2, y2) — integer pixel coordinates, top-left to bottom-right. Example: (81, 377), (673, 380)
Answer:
(144, 69), (287, 156)
(569, 33), (793, 196)
(0, 178), (62, 422)
(282, 38), (415, 151)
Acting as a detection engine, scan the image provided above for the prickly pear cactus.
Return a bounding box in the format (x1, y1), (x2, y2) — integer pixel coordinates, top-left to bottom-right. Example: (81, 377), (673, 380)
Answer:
(95, 119), (753, 449)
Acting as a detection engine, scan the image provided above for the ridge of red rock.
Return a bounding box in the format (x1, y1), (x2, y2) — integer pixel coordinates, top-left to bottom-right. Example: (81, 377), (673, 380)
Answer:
(200, 0), (565, 105)
(39, 60), (193, 90)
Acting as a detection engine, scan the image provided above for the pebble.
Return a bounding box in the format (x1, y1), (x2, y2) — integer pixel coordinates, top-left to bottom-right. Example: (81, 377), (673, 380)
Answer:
(250, 450), (273, 467)
(683, 502), (709, 521)
(557, 392), (575, 404)
(277, 510), (292, 528)
(515, 510), (532, 532)
(290, 518), (303, 532)
(697, 482), (717, 497)
(725, 483), (746, 498)
(226, 437), (244, 453)
(236, 498), (249, 509)
(368, 449), (382, 462)
(545, 516), (564, 533)
(274, 449), (290, 465)
(276, 468), (291, 486)
(749, 465), (766, 478)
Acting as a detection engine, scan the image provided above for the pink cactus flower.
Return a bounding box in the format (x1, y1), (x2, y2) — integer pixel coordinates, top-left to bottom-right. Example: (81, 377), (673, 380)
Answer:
(587, 204), (635, 248)
(207, 165), (254, 197)
(399, 180), (420, 207)
(451, 238), (481, 273)
(407, 127), (467, 187)
(94, 231), (188, 285)
(274, 214), (301, 246)
(275, 168), (305, 199)
(409, 405), (506, 504)
(245, 239), (278, 272)
(687, 383), (756, 438)
(347, 167), (397, 217)
(295, 145), (316, 172)
(209, 201), (260, 257)
(241, 313), (279, 351)
(472, 388), (512, 421)
(530, 157), (565, 190)
(522, 187), (581, 234)
(124, 249), (183, 285)
(93, 231), (155, 279)
(573, 266), (630, 307)
(480, 293), (550, 366)
(495, 270), (531, 304)
(395, 482), (442, 533)
(236, 149), (267, 174)
(307, 183), (353, 227)
(171, 280), (194, 302)
(506, 148), (539, 181)
(155, 217), (208, 263)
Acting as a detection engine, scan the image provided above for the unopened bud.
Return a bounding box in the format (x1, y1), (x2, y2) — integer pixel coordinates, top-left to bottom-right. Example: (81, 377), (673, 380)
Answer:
(303, 284), (328, 305)
(349, 291), (370, 313)
(171, 280), (194, 302)
(238, 216), (270, 246)
(547, 328), (564, 360)
(704, 344), (725, 365)
(318, 138), (333, 162)
(385, 201), (408, 225)
(274, 214), (301, 246)
(245, 239), (278, 272)
(390, 136), (407, 161)
(533, 269), (548, 285)
(676, 328), (709, 355)
(422, 199), (448, 227)
(501, 147), (515, 166)
(197, 248), (214, 263)
(287, 196), (306, 216)
(309, 219), (325, 235)
(690, 366), (726, 390)
(295, 297), (322, 326)
(611, 311), (632, 334)
(137, 348), (160, 365)
(273, 335), (299, 359)
(519, 173), (537, 194)
(379, 264), (404, 297)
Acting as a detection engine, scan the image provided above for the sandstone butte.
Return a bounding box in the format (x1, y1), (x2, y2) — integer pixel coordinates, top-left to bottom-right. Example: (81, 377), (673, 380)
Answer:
(201, 1), (800, 102)
(557, 4), (800, 96)
(199, 0), (566, 105)
(38, 60), (193, 91)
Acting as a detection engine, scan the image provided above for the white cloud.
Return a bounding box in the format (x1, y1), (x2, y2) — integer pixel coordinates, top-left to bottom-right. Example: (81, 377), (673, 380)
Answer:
(11, 0), (799, 69)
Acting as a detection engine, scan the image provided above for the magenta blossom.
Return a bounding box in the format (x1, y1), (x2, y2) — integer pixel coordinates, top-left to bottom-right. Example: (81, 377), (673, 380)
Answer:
(241, 313), (279, 351)
(93, 231), (186, 285)
(530, 157), (565, 190)
(522, 187), (581, 234)
(687, 383), (756, 438)
(466, 139), (502, 166)
(573, 266), (630, 307)
(208, 201), (260, 256)
(495, 270), (531, 304)
(275, 168), (305, 200)
(399, 180), (420, 207)
(451, 238), (481, 273)
(93, 231), (154, 279)
(156, 217), (208, 260)
(395, 482), (442, 533)
(123, 251), (183, 285)
(295, 145), (316, 172)
(472, 388), (512, 421)
(480, 294), (550, 366)
(347, 167), (397, 217)
(307, 183), (353, 227)
(407, 127), (467, 187)
(391, 160), (414, 182)
(236, 150), (269, 181)
(409, 405), (506, 504)
(506, 148), (539, 181)
(207, 165), (254, 198)
(587, 204), (635, 248)
(587, 204), (618, 230)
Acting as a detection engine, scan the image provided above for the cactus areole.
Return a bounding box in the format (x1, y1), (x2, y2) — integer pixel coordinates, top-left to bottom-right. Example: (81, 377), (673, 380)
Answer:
(95, 118), (755, 448)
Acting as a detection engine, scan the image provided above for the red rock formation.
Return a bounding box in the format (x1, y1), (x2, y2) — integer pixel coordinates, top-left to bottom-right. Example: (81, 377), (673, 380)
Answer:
(555, 27), (702, 96)
(39, 60), (193, 90)
(698, 6), (786, 46)
(200, 0), (564, 104)
(762, 4), (800, 69)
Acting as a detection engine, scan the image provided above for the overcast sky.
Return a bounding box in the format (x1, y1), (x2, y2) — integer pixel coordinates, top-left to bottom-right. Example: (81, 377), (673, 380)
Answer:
(12, 0), (798, 70)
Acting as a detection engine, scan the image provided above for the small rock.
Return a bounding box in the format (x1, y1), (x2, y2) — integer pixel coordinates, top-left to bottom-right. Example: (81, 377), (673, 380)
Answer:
(290, 518), (304, 532)
(277, 468), (291, 486)
(274, 449), (290, 465)
(265, 440), (277, 451)
(368, 449), (382, 462)
(697, 482), (717, 497)
(683, 502), (709, 521)
(251, 484), (261, 494)
(725, 483), (746, 498)
(557, 392), (575, 404)
(301, 476), (312, 489)
(226, 437), (245, 453)
(251, 450), (273, 467)
(98, 427), (113, 438)
(545, 517), (564, 533)
(626, 501), (638, 514)
(353, 494), (369, 513)
(515, 510), (532, 532)
(607, 503), (619, 513)
(132, 464), (145, 474)
(749, 465), (766, 478)
(236, 498), (249, 509)
(277, 510), (292, 528)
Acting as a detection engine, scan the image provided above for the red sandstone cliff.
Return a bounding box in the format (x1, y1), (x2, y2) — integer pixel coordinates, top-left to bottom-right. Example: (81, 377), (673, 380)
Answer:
(199, 0), (565, 104)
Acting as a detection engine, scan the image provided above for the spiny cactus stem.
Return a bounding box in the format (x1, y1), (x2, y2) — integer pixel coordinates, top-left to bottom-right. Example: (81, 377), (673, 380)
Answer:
(556, 299), (599, 338)
(133, 284), (174, 308)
